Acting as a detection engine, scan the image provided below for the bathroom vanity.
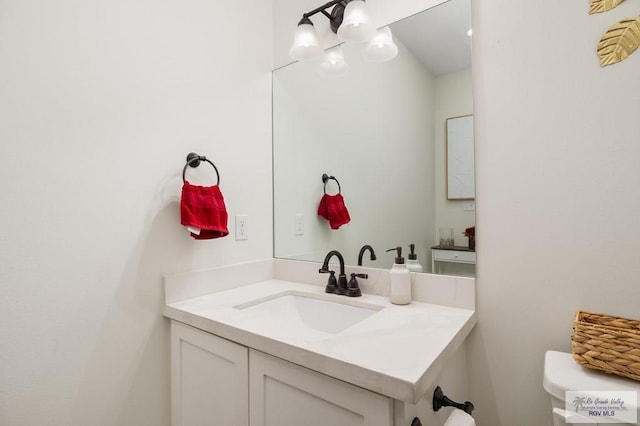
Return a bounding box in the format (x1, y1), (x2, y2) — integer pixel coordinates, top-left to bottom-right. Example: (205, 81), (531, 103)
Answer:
(170, 320), (393, 426)
(164, 259), (476, 425)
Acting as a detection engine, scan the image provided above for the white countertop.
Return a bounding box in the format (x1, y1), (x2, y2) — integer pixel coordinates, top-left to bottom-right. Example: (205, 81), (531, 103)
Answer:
(164, 278), (476, 404)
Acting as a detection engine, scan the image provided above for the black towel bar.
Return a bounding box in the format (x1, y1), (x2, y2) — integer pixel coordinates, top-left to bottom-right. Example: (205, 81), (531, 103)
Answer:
(182, 152), (220, 185)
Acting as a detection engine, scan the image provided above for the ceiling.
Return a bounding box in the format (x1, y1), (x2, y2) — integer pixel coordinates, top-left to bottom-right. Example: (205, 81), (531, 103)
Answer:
(390, 0), (472, 76)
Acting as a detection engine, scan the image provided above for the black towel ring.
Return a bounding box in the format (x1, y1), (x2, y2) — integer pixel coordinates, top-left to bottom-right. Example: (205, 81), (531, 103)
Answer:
(182, 152), (220, 185)
(322, 173), (341, 195)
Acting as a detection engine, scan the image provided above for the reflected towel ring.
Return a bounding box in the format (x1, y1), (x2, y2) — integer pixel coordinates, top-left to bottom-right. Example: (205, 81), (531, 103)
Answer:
(322, 173), (341, 195)
(182, 152), (220, 185)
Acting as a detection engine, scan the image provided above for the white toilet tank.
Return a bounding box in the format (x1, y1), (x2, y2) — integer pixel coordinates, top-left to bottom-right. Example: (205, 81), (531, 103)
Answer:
(544, 351), (640, 426)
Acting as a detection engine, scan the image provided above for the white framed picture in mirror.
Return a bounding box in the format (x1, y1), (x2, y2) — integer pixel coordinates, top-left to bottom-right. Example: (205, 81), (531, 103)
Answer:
(446, 115), (475, 200)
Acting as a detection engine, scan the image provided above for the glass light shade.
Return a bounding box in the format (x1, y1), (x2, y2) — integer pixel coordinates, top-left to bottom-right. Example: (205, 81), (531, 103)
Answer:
(362, 27), (398, 62)
(336, 0), (375, 43)
(289, 23), (322, 60)
(317, 46), (349, 77)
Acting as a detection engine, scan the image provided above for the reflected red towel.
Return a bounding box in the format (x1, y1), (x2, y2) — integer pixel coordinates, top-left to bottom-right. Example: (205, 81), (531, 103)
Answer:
(317, 194), (351, 230)
(180, 182), (229, 240)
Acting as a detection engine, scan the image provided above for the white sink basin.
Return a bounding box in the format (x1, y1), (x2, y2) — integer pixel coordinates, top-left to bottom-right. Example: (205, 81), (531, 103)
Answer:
(234, 291), (383, 334)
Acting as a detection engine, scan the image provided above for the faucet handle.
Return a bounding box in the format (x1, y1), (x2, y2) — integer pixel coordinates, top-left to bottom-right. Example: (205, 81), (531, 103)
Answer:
(346, 273), (366, 297)
(319, 269), (338, 294)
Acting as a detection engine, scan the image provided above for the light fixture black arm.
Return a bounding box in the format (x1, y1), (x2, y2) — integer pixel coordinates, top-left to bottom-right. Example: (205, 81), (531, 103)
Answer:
(297, 0), (355, 34)
(301, 0), (345, 20)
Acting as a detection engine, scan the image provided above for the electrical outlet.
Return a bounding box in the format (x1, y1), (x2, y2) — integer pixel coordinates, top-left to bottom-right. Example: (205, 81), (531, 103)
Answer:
(295, 214), (304, 236)
(235, 214), (248, 241)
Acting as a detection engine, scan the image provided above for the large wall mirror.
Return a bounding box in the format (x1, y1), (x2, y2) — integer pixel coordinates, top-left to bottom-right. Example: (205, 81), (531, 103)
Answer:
(273, 0), (475, 275)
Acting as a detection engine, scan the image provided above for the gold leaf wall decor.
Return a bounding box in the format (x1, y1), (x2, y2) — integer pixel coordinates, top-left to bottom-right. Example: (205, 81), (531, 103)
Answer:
(597, 16), (640, 66)
(590, 0), (625, 14)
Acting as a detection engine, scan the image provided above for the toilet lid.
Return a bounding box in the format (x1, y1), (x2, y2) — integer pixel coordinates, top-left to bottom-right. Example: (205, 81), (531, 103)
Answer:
(544, 350), (640, 400)
(544, 351), (640, 425)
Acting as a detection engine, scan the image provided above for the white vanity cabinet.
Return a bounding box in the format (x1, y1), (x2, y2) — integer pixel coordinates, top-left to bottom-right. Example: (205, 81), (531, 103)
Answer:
(171, 321), (393, 426)
(171, 321), (249, 426)
(250, 349), (392, 426)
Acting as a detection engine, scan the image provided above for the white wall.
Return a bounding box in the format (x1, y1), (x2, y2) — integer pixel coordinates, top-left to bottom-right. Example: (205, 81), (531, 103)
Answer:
(471, 0), (640, 425)
(0, 1), (272, 424)
(273, 40), (436, 268)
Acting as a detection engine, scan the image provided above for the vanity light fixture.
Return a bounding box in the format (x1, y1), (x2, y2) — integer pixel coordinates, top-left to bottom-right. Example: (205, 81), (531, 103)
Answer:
(318, 45), (350, 77)
(336, 0), (375, 42)
(362, 26), (398, 62)
(289, 16), (323, 60)
(289, 0), (397, 67)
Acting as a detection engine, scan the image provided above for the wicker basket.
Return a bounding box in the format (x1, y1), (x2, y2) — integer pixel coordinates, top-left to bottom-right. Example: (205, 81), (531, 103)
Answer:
(572, 310), (640, 382)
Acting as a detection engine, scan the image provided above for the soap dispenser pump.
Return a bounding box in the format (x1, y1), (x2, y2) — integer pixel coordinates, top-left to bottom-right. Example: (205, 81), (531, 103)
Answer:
(386, 246), (411, 305)
(406, 243), (424, 273)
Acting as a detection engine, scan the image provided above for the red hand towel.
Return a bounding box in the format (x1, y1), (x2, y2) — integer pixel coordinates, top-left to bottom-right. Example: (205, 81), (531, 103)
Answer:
(317, 194), (351, 230)
(318, 195), (329, 221)
(180, 181), (229, 240)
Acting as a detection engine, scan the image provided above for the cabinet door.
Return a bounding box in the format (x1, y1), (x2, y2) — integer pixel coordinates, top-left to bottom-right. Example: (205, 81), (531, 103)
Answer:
(249, 350), (392, 426)
(171, 321), (249, 426)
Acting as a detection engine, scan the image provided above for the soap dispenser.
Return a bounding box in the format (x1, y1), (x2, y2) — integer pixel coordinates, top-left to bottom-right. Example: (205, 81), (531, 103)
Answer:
(406, 243), (424, 273)
(386, 246), (411, 305)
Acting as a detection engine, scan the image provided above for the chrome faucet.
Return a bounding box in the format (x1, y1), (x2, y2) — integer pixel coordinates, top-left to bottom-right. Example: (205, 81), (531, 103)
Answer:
(357, 244), (377, 266)
(318, 250), (348, 295)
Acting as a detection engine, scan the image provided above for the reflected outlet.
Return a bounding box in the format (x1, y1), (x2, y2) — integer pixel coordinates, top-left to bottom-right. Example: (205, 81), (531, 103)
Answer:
(295, 214), (304, 236)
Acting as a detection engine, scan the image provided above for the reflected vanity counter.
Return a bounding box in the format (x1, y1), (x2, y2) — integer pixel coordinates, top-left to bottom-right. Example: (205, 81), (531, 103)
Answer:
(164, 258), (476, 407)
(431, 245), (476, 276)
